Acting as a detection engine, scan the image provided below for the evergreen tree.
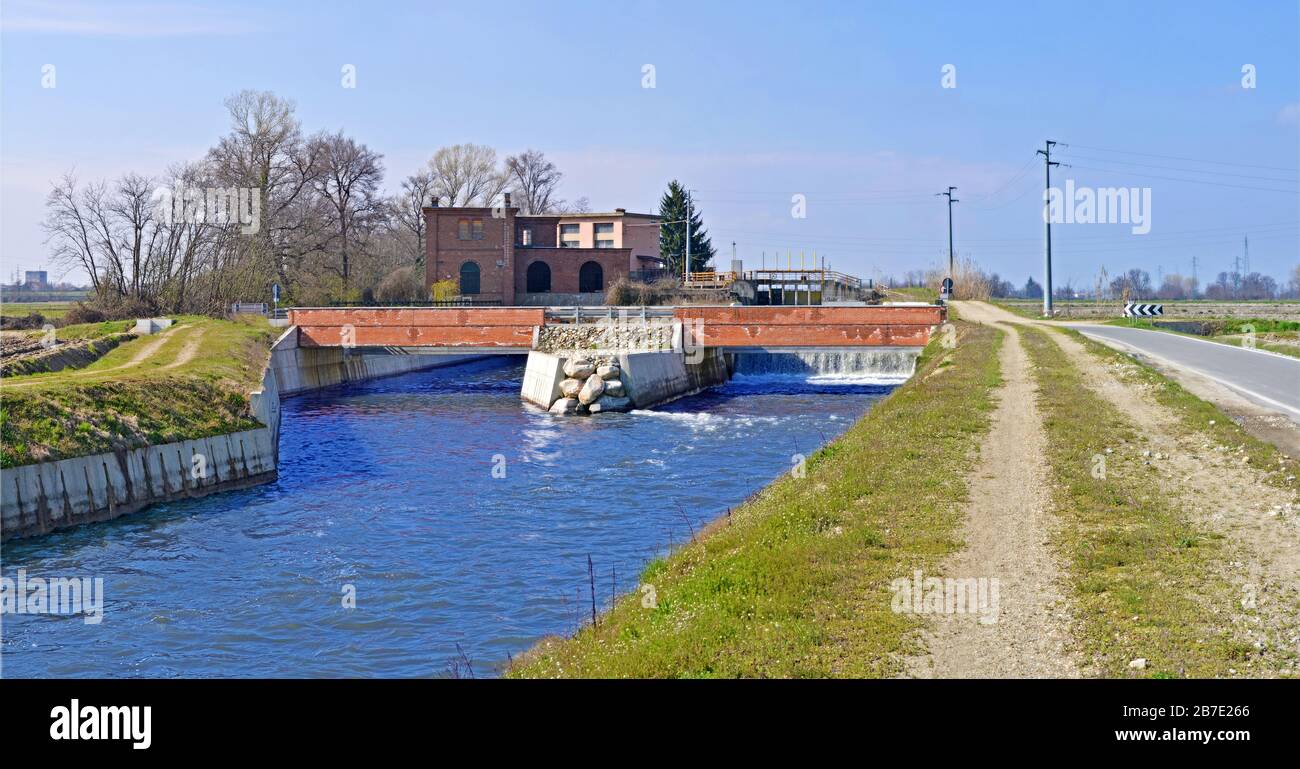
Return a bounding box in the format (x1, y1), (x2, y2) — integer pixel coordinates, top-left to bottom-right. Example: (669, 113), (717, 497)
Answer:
(657, 180), (715, 276)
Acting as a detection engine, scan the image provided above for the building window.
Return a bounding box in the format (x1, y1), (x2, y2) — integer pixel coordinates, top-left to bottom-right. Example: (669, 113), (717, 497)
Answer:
(594, 223), (614, 235)
(471, 219), (484, 240)
(579, 261), (604, 293)
(459, 261), (480, 294)
(526, 261), (551, 293)
(458, 219), (470, 240)
(560, 223), (580, 236)
(596, 239), (614, 249)
(520, 227), (532, 246)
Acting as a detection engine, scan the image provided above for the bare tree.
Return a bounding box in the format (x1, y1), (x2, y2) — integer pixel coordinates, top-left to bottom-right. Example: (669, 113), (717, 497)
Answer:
(308, 131), (385, 285)
(428, 143), (507, 207)
(504, 149), (564, 214)
(389, 169), (435, 265)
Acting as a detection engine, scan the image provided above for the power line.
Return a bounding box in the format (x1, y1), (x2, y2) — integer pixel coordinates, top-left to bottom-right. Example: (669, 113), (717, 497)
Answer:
(1064, 143), (1300, 174)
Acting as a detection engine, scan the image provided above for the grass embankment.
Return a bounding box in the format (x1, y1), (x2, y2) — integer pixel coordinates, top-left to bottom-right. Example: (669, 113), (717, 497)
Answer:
(511, 321), (1003, 678)
(1104, 317), (1300, 359)
(0, 315), (277, 468)
(1020, 326), (1269, 677)
(884, 286), (937, 303)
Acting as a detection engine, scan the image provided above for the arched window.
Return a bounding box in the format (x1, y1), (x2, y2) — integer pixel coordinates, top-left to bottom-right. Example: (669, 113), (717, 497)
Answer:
(526, 261), (551, 293)
(459, 261), (480, 295)
(579, 261), (604, 293)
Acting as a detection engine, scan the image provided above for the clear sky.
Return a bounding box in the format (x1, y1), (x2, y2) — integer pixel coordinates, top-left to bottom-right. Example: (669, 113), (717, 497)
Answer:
(2, 0), (1297, 289)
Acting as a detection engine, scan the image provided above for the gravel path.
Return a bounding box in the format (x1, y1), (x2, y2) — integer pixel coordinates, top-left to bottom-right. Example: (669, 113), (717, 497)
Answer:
(904, 307), (1080, 678)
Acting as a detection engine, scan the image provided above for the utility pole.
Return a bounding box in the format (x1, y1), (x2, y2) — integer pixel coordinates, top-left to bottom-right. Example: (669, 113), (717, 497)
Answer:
(684, 191), (691, 282)
(1037, 140), (1060, 316)
(1191, 255), (1198, 298)
(936, 186), (958, 281)
(1243, 235), (1250, 276)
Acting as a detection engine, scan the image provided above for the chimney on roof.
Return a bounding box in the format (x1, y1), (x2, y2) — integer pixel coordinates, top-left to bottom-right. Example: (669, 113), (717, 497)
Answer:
(503, 192), (512, 208)
(430, 195), (439, 207)
(615, 207), (626, 214)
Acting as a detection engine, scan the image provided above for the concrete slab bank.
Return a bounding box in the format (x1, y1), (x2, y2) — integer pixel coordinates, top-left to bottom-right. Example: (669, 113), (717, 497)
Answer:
(1, 325), (487, 540)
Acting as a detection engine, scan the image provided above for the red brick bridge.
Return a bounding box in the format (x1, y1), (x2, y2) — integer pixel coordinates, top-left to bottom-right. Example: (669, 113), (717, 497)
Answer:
(288, 305), (946, 354)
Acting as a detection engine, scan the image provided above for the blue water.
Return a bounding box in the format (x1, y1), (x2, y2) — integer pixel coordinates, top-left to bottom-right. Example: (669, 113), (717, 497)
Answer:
(1, 358), (898, 678)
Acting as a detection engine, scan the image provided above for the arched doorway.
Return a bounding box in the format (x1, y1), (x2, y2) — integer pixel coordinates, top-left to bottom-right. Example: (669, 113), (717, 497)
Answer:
(579, 261), (603, 293)
(526, 260), (551, 293)
(459, 261), (480, 295)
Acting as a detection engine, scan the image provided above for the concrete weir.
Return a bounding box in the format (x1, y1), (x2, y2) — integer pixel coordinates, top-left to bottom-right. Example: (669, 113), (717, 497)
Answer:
(1, 326), (483, 541)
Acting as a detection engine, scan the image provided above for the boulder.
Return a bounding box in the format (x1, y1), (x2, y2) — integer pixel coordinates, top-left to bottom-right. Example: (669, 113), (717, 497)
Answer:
(597, 364), (621, 380)
(578, 374), (606, 405)
(548, 397), (580, 415)
(559, 378), (583, 398)
(563, 358), (595, 379)
(603, 379), (625, 397)
(590, 395), (632, 413)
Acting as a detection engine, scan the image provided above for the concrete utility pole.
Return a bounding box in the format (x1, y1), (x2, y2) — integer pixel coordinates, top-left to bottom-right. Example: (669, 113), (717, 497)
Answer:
(936, 186), (958, 281)
(684, 190), (692, 282)
(1037, 140), (1060, 316)
(1191, 254), (1199, 298)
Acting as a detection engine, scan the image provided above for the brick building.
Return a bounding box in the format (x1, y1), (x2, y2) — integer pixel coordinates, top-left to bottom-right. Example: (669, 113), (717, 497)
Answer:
(424, 195), (662, 304)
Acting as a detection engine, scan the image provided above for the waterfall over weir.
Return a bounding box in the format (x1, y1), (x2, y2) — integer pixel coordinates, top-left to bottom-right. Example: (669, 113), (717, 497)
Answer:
(730, 349), (920, 384)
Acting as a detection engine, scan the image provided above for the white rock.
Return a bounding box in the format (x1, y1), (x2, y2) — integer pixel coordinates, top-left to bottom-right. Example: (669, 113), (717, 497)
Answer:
(578, 374), (606, 405)
(604, 379), (625, 397)
(1128, 658), (1147, 670)
(597, 364), (621, 380)
(563, 358), (595, 379)
(589, 395), (632, 413)
(560, 378), (582, 398)
(549, 397), (579, 415)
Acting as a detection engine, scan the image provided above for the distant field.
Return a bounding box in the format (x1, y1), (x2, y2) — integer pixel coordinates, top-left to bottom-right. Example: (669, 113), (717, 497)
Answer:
(0, 301), (76, 319)
(996, 299), (1300, 321)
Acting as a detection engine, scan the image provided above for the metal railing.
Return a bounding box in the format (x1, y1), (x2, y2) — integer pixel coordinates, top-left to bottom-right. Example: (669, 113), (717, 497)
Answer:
(543, 305), (676, 323)
(324, 298), (503, 307)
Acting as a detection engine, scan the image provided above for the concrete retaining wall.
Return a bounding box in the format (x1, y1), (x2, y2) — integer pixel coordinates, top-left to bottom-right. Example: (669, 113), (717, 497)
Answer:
(269, 326), (485, 395)
(2, 428), (277, 540)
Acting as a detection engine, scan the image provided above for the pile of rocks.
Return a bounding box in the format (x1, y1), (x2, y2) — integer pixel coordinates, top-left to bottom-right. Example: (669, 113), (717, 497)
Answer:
(550, 356), (632, 415)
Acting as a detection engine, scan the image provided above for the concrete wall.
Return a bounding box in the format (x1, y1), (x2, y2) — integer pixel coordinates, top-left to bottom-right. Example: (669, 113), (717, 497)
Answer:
(2, 428), (276, 541)
(619, 348), (731, 409)
(269, 326), (487, 396)
(521, 347), (731, 411)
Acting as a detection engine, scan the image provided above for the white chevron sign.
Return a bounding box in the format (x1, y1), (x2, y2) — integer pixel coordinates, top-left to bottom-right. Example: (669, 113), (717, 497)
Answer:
(1123, 302), (1164, 317)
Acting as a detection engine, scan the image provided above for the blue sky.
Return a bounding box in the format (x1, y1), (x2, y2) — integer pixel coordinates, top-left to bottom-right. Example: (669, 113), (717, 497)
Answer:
(2, 0), (1297, 289)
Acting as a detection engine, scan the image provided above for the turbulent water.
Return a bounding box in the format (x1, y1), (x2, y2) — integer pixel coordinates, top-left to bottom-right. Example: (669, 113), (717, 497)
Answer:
(1, 355), (905, 678)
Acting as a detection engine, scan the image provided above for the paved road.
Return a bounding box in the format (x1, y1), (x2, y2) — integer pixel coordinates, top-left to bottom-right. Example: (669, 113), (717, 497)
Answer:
(1068, 324), (1300, 420)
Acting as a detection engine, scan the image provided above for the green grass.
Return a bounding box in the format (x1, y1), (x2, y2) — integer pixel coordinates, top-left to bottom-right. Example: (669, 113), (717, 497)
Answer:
(1019, 326), (1248, 678)
(991, 300), (1045, 319)
(885, 286), (937, 302)
(510, 321), (1003, 678)
(1, 315), (277, 468)
(0, 301), (75, 319)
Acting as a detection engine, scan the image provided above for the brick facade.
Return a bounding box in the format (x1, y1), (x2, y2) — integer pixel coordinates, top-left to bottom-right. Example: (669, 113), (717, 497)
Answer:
(424, 200), (659, 304)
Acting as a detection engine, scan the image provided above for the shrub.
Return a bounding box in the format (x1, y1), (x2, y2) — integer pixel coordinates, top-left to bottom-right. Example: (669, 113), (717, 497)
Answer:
(375, 266), (427, 303)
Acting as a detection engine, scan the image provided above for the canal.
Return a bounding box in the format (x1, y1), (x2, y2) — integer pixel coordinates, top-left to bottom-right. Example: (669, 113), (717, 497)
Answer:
(1, 356), (905, 677)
